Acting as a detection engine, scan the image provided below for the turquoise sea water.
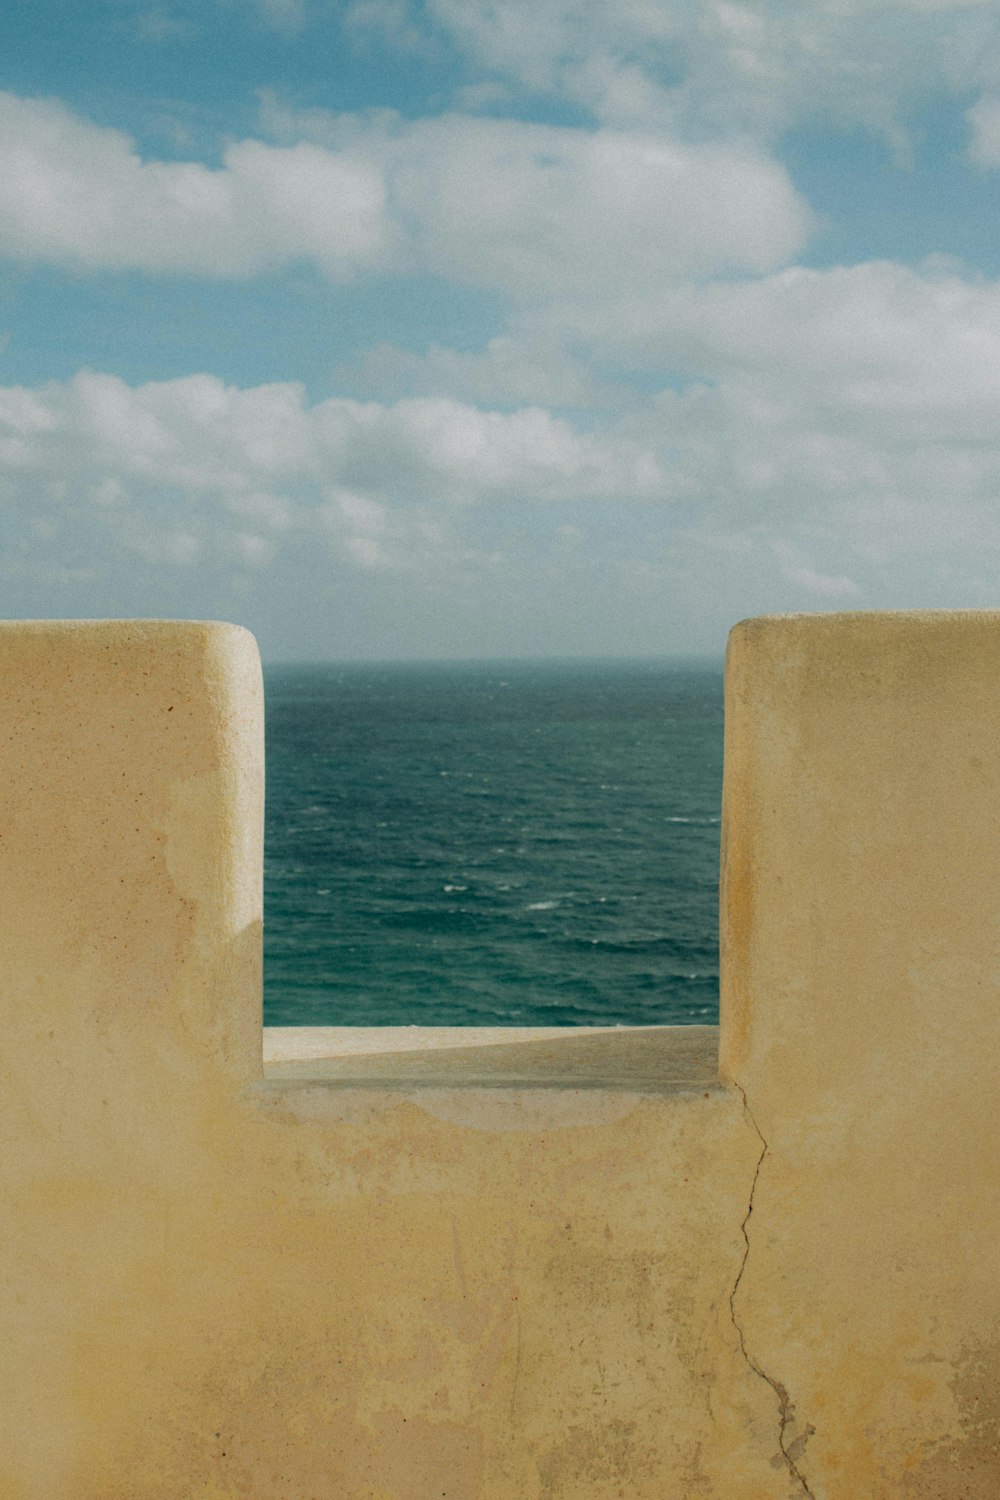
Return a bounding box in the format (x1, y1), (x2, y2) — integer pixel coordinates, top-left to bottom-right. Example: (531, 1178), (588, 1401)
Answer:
(263, 659), (724, 1027)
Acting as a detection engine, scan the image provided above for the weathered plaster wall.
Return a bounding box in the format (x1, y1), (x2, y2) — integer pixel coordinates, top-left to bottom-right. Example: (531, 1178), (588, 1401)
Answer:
(0, 614), (997, 1498)
(721, 612), (1000, 1497)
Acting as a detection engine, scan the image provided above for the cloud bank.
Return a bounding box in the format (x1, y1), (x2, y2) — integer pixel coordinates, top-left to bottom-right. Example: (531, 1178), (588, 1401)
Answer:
(6, 246), (1000, 625)
(0, 92), (810, 288)
(349, 0), (1000, 146)
(2, 0), (999, 656)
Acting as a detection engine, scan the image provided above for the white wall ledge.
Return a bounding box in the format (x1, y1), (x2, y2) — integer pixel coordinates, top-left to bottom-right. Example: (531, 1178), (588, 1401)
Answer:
(262, 1023), (720, 1090)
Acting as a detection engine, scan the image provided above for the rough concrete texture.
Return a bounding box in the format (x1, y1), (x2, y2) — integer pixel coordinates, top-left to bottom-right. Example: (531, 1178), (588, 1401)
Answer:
(0, 613), (997, 1497)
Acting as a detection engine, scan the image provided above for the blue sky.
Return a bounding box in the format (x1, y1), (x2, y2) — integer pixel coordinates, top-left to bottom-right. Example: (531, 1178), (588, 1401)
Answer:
(3, 0), (1000, 659)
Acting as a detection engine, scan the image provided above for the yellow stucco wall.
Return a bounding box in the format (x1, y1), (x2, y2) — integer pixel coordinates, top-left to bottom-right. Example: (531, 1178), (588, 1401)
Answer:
(0, 614), (997, 1498)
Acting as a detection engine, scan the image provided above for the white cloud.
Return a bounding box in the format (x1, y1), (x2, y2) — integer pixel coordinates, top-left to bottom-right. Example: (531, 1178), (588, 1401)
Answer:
(536, 260), (1000, 436)
(224, 491), (295, 530)
(9, 252), (1000, 555)
(771, 541), (861, 598)
(381, 114), (811, 292)
(136, 528), (201, 566)
(0, 91), (810, 291)
(0, 370), (663, 512)
(342, 533), (387, 568)
(7, 8), (1000, 656)
(0, 370), (680, 622)
(352, 396), (657, 499)
(337, 333), (612, 407)
(4, 337), (1000, 651)
(332, 488), (389, 534)
(0, 93), (389, 279)
(350, 0), (1000, 145)
(7, 259), (1000, 568)
(231, 531), (273, 566)
(966, 93), (1000, 164)
(326, 491), (394, 570)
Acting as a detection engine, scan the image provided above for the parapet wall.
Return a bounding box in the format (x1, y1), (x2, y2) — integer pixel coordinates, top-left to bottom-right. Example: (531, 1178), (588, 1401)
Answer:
(1, 614), (998, 1498)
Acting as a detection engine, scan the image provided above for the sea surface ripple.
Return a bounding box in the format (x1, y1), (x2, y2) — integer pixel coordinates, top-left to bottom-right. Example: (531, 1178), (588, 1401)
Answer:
(263, 659), (723, 1027)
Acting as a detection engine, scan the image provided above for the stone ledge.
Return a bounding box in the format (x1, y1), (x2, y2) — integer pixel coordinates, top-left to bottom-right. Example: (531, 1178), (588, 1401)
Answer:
(262, 1023), (720, 1090)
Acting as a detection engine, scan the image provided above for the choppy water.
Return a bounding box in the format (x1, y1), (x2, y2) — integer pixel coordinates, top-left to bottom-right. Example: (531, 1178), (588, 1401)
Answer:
(263, 659), (723, 1027)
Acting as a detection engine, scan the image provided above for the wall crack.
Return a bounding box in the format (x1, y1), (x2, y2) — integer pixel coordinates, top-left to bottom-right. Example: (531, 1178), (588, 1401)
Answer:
(729, 1083), (816, 1500)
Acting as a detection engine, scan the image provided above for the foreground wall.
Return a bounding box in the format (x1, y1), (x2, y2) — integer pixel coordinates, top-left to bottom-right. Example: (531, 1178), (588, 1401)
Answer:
(1, 614), (998, 1498)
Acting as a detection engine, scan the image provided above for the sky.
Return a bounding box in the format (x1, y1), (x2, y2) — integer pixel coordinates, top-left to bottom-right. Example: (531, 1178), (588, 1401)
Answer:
(3, 1), (1000, 660)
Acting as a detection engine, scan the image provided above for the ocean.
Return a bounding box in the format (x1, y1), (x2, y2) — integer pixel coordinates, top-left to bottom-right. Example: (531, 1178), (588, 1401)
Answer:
(262, 659), (724, 1028)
